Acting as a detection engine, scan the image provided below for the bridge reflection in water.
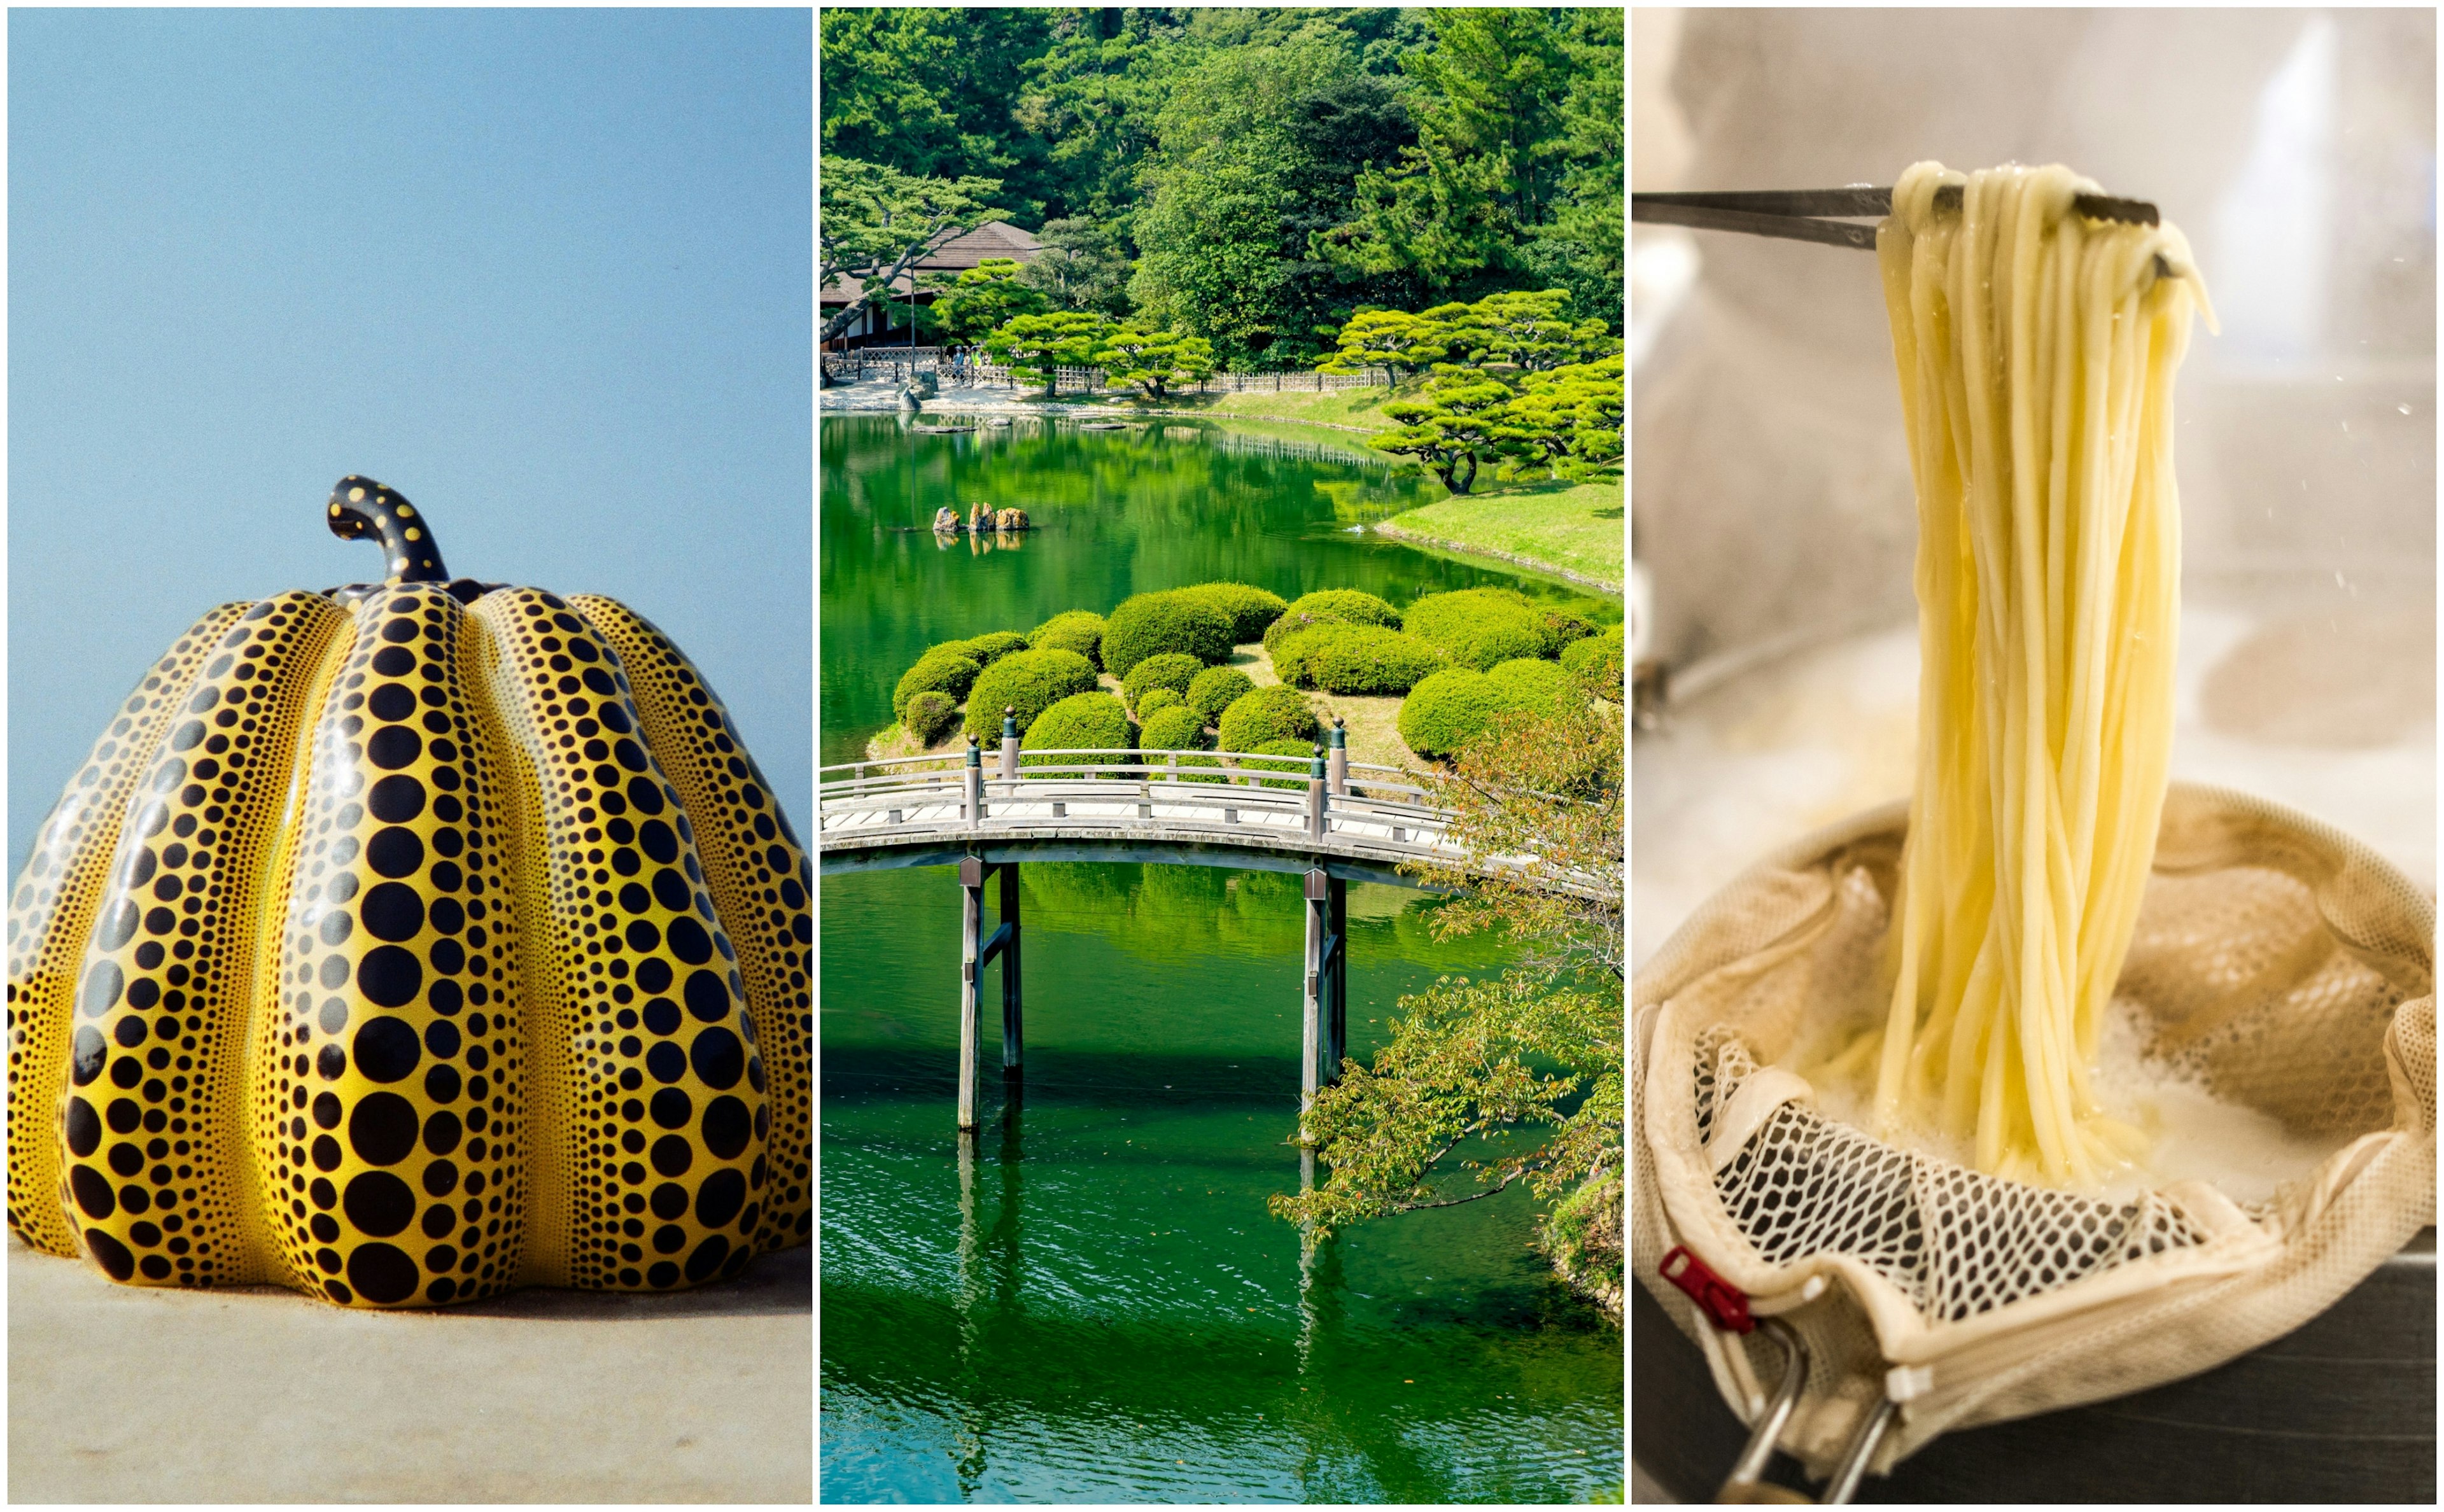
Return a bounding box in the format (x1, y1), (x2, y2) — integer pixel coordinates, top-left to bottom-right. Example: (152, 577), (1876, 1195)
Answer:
(818, 719), (1462, 1133)
(945, 1083), (1365, 1502)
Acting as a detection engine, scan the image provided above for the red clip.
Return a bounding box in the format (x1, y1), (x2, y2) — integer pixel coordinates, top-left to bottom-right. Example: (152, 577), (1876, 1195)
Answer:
(1660, 1245), (1754, 1334)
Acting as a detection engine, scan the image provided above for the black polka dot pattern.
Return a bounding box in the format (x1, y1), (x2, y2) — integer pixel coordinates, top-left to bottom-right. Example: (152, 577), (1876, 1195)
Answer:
(52, 591), (349, 1291)
(6, 484), (807, 1306)
(7, 602), (249, 1259)
(572, 595), (811, 1254)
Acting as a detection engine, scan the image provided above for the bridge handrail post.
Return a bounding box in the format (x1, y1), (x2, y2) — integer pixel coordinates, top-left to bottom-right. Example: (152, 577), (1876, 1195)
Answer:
(964, 736), (985, 827)
(998, 707), (1019, 788)
(1306, 743), (1328, 841)
(1326, 717), (1349, 796)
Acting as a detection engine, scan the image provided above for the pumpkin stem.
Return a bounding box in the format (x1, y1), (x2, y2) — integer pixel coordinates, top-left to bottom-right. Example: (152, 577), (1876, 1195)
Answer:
(327, 476), (449, 584)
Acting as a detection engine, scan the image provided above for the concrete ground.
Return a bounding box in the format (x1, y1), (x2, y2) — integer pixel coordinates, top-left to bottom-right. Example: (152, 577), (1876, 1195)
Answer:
(8, 1233), (810, 1503)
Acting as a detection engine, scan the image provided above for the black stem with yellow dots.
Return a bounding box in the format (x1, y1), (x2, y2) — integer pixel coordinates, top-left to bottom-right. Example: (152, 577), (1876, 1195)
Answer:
(327, 475), (449, 585)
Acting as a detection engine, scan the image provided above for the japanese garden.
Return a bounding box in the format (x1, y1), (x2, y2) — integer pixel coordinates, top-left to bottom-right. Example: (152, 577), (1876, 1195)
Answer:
(817, 8), (1624, 1502)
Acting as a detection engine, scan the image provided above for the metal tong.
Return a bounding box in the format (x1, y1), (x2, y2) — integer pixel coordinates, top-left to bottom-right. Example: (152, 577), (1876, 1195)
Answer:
(1633, 185), (2172, 276)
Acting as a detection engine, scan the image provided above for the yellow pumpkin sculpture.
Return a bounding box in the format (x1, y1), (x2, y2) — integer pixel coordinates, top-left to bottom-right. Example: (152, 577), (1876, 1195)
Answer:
(5, 477), (810, 1306)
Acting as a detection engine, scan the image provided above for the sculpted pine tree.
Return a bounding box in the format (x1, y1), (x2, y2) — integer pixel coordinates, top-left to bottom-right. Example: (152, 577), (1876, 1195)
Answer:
(1496, 354), (1624, 481)
(1093, 323), (1217, 400)
(1370, 370), (1513, 494)
(983, 311), (1116, 391)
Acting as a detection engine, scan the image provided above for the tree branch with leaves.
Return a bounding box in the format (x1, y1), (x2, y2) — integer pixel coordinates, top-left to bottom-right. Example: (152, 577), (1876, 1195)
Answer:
(1270, 699), (1624, 1308)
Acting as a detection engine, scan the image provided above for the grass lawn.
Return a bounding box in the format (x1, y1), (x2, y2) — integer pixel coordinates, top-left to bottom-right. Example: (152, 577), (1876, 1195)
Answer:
(1190, 384), (1401, 431)
(1375, 473), (1624, 592)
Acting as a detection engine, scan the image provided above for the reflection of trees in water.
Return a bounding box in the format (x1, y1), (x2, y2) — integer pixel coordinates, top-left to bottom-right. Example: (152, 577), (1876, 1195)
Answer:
(1015, 862), (1508, 974)
(906, 1095), (1595, 1503)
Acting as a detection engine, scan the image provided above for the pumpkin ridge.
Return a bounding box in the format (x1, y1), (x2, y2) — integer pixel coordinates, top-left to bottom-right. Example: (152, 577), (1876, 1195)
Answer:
(256, 584), (533, 1305)
(7, 601), (251, 1258)
(58, 589), (349, 1291)
(570, 593), (811, 1256)
(241, 597), (362, 1296)
(470, 587), (769, 1293)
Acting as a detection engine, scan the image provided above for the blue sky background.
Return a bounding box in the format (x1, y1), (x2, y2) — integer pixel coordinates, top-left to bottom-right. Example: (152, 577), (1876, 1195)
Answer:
(9, 8), (812, 877)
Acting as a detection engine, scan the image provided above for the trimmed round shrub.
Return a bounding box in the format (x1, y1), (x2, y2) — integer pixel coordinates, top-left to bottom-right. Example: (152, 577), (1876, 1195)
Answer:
(1137, 704), (1211, 753)
(1028, 610), (1108, 670)
(1175, 582), (1288, 643)
(893, 648), (981, 721)
(1020, 691), (1135, 769)
(903, 689), (958, 746)
(1101, 591), (1235, 679)
(1121, 651), (1206, 713)
(965, 647), (1099, 741)
(1486, 656), (1574, 715)
(1562, 626), (1626, 702)
(1185, 665), (1254, 722)
(1271, 624), (1445, 694)
(1243, 737), (1321, 790)
(1397, 667), (1512, 760)
(1262, 589), (1402, 653)
(1217, 685), (1321, 753)
(958, 630), (1031, 667)
(1403, 587), (1557, 671)
(1136, 686), (1186, 718)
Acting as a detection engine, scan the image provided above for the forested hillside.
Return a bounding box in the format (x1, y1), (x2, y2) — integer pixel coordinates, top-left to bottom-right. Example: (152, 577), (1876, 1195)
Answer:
(820, 7), (1622, 368)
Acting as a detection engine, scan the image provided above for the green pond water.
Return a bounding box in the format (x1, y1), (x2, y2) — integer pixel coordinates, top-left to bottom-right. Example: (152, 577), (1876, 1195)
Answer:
(819, 414), (1624, 1503)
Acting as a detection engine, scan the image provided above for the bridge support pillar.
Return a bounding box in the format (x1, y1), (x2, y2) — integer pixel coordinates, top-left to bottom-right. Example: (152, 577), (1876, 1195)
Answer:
(1302, 867), (1348, 1119)
(959, 854), (1022, 1130)
(999, 859), (1022, 1074)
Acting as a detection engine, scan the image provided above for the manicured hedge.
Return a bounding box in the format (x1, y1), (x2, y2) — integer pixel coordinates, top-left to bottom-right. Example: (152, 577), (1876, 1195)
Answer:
(1136, 686), (1186, 718)
(965, 647), (1099, 741)
(1404, 587), (1557, 671)
(1175, 582), (1289, 643)
(1217, 685), (1320, 753)
(1262, 589), (1402, 653)
(1486, 656), (1574, 715)
(1027, 610), (1108, 670)
(1398, 667), (1515, 759)
(1121, 652), (1206, 713)
(1137, 704), (1211, 753)
(1561, 625), (1625, 702)
(1271, 624), (1445, 694)
(1185, 665), (1254, 722)
(904, 690), (958, 746)
(1101, 591), (1235, 679)
(894, 648), (981, 721)
(1020, 692), (1135, 768)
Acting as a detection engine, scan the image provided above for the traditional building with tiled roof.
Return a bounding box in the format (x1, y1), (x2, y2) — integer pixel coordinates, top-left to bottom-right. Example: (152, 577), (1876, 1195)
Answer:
(821, 221), (1044, 348)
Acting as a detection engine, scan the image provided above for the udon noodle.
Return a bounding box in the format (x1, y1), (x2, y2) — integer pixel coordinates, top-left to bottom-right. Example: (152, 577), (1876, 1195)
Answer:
(1824, 162), (2215, 1186)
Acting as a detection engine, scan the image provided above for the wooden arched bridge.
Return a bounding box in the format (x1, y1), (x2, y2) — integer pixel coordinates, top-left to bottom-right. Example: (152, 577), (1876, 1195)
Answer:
(818, 720), (1464, 1130)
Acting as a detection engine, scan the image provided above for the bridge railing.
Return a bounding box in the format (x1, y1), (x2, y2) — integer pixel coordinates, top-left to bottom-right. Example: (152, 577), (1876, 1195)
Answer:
(817, 748), (1456, 855)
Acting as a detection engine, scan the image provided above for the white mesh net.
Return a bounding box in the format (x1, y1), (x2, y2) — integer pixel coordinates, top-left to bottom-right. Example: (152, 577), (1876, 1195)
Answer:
(1633, 782), (2436, 1481)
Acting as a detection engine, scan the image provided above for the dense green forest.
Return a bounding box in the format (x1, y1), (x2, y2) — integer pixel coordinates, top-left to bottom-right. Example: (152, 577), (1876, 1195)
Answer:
(820, 6), (1623, 369)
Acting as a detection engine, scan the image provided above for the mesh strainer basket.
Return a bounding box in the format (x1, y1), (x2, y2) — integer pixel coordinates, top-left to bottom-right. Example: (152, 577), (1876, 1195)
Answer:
(1633, 781), (2436, 1492)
